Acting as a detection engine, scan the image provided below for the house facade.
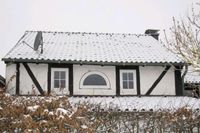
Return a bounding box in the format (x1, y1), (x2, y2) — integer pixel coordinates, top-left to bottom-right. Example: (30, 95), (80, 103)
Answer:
(3, 30), (184, 96)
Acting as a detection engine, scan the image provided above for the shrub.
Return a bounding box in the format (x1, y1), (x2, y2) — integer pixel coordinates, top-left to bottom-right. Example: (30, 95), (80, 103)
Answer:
(0, 93), (199, 132)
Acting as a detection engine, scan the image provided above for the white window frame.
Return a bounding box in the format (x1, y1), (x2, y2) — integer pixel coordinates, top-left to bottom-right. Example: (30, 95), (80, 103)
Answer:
(80, 71), (110, 89)
(51, 68), (69, 95)
(120, 70), (137, 95)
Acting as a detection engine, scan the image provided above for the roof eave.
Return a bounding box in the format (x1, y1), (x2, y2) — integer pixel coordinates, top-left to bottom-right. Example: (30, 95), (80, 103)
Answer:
(2, 58), (186, 66)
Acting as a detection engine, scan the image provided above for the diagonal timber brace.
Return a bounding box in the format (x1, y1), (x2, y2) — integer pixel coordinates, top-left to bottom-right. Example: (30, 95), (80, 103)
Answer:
(23, 63), (44, 95)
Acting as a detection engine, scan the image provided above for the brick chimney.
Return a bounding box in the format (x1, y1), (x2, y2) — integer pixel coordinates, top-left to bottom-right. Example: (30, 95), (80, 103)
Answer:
(145, 29), (159, 40)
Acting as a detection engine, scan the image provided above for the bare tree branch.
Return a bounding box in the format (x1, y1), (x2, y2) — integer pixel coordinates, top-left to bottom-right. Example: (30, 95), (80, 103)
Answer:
(164, 2), (200, 72)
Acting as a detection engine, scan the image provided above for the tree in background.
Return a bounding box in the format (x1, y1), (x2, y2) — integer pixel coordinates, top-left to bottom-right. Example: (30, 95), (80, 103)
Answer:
(165, 2), (200, 71)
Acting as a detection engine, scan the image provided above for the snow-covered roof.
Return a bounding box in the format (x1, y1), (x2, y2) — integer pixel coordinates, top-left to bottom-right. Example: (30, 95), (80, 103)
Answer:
(3, 31), (183, 65)
(185, 67), (200, 83)
(185, 73), (200, 84)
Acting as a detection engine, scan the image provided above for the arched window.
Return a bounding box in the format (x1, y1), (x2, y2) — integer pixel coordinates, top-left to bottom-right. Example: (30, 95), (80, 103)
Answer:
(80, 71), (110, 89)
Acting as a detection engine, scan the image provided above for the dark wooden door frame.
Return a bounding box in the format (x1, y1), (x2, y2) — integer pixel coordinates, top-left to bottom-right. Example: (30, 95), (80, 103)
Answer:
(116, 66), (141, 96)
(48, 63), (73, 96)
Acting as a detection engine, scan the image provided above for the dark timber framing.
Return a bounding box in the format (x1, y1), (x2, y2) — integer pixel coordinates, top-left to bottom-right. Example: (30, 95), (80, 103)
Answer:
(7, 61), (184, 96)
(145, 66), (171, 95)
(23, 63), (45, 95)
(47, 65), (51, 94)
(175, 65), (183, 96)
(116, 66), (140, 96)
(16, 63), (20, 95)
(48, 63), (73, 95)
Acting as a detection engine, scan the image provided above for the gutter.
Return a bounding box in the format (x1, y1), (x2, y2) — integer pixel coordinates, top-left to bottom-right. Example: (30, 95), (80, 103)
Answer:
(2, 58), (186, 67)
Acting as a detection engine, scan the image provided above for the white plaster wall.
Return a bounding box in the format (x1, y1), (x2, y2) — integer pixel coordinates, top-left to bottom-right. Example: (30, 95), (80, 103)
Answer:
(140, 66), (175, 95)
(5, 63), (16, 95)
(73, 65), (116, 95)
(20, 63), (48, 95)
(6, 63), (176, 96)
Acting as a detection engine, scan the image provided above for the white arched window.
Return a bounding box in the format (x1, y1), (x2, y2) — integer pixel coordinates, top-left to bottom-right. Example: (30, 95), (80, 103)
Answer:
(80, 71), (110, 89)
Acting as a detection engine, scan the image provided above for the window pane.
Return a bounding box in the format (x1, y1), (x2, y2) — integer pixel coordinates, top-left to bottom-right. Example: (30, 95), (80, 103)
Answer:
(123, 81), (128, 89)
(60, 71), (66, 79)
(128, 73), (133, 80)
(83, 74), (107, 85)
(123, 73), (127, 80)
(54, 71), (59, 79)
(129, 81), (134, 89)
(60, 80), (66, 88)
(54, 80), (59, 88)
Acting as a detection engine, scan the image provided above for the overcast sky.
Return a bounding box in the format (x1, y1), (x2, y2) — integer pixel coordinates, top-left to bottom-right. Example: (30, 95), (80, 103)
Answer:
(0, 0), (197, 76)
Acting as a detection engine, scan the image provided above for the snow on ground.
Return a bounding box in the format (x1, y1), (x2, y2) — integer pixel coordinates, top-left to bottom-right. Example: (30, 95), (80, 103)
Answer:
(4, 93), (200, 112)
(68, 96), (200, 111)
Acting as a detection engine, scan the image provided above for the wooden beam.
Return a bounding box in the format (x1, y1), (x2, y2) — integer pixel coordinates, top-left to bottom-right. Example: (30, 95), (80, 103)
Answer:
(68, 65), (73, 96)
(145, 66), (171, 95)
(47, 64), (51, 94)
(136, 67), (141, 95)
(23, 63), (44, 95)
(16, 63), (20, 95)
(175, 66), (183, 96)
(116, 67), (120, 96)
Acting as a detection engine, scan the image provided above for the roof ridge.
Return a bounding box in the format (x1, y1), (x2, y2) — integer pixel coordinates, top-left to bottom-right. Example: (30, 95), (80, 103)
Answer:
(25, 30), (149, 36)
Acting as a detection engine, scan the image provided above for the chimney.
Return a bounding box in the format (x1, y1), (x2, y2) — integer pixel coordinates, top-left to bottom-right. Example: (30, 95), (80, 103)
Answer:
(145, 29), (159, 40)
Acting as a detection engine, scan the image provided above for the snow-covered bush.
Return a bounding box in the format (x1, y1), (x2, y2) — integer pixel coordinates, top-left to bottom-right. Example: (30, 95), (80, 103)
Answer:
(0, 93), (199, 132)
